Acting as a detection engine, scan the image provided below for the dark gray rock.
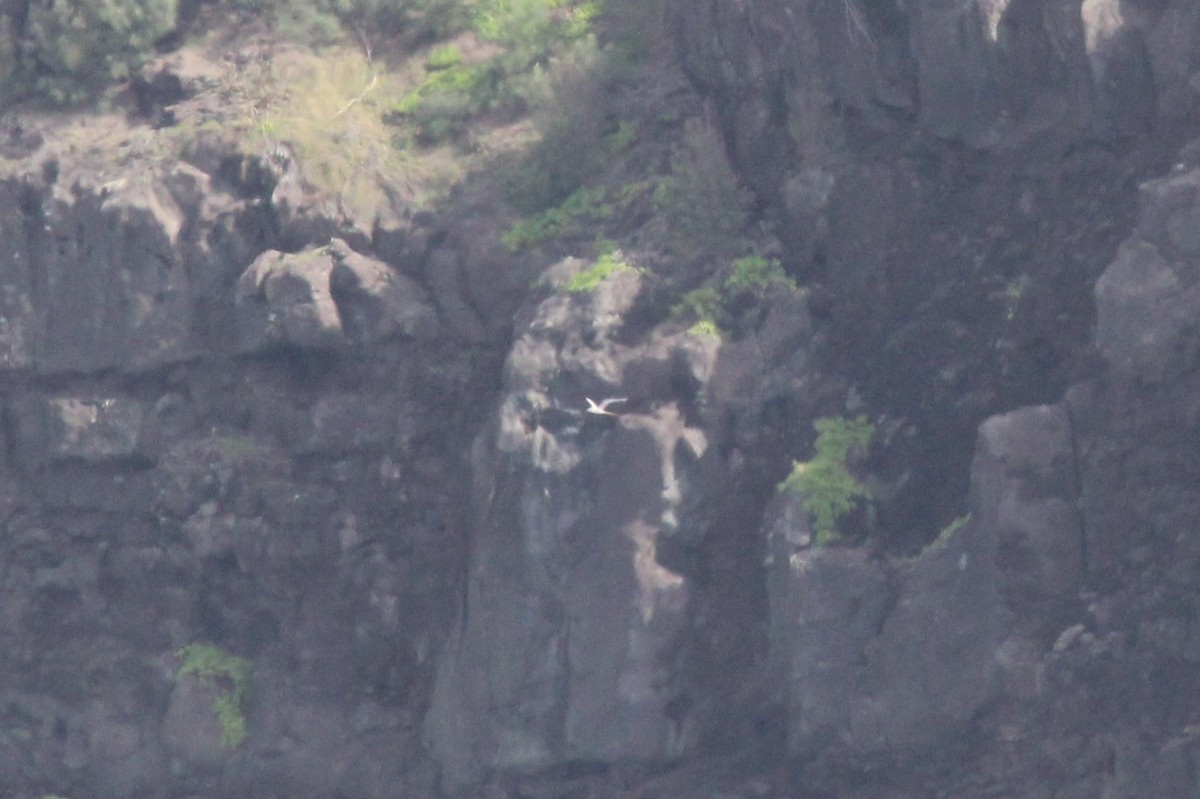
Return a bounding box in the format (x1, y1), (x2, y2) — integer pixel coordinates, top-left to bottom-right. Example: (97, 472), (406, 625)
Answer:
(426, 260), (715, 789)
(911, 0), (1001, 143)
(972, 404), (1084, 617)
(769, 547), (895, 756)
(162, 674), (230, 769)
(1094, 239), (1200, 382)
(848, 514), (1005, 755)
(768, 507), (1006, 762)
(0, 176), (199, 374)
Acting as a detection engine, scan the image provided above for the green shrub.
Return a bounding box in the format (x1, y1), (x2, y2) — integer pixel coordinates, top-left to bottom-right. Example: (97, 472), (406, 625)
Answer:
(14, 0), (179, 105)
(669, 254), (794, 331)
(725, 254), (796, 297)
(564, 250), (633, 292)
(595, 0), (662, 65)
(221, 0), (465, 43)
(473, 0), (590, 73)
(509, 36), (614, 209)
(603, 120), (636, 153)
(672, 283), (722, 323)
(502, 184), (612, 249)
(328, 0), (456, 38)
(778, 416), (875, 546)
(425, 43), (464, 70)
(177, 643), (252, 749)
(395, 60), (499, 143)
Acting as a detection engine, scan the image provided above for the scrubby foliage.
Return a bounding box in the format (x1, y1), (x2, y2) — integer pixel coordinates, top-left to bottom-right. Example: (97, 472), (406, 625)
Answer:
(725, 254), (795, 297)
(1, 0), (179, 107)
(779, 416), (875, 547)
(220, 0), (467, 43)
(564, 248), (634, 292)
(671, 254), (796, 334)
(394, 0), (598, 145)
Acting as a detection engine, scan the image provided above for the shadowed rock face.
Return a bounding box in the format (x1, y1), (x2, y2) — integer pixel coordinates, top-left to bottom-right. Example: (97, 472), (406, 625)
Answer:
(426, 262), (715, 787)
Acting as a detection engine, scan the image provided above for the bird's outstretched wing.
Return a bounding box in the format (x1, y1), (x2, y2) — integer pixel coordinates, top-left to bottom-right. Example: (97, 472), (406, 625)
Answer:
(585, 397), (628, 415)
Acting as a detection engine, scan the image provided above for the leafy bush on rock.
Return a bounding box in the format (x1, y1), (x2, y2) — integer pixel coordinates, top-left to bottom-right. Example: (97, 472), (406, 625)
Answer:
(779, 416), (875, 547)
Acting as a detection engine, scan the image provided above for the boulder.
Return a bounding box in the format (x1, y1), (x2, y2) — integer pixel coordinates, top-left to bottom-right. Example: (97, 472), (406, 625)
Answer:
(235, 239), (439, 351)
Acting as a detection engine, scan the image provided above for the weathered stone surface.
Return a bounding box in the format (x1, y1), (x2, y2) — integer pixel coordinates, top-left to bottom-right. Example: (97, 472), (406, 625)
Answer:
(300, 393), (402, 455)
(911, 0), (1001, 143)
(848, 514), (1006, 754)
(768, 507), (1006, 762)
(426, 261), (713, 789)
(162, 673), (230, 769)
(769, 547), (895, 756)
(1094, 239), (1200, 382)
(0, 176), (198, 374)
(235, 248), (345, 349)
(11, 395), (150, 467)
(236, 239), (438, 351)
(972, 404), (1084, 615)
(327, 238), (441, 343)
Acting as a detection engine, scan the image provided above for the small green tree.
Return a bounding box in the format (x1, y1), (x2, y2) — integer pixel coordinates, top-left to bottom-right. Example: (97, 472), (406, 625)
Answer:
(779, 416), (875, 546)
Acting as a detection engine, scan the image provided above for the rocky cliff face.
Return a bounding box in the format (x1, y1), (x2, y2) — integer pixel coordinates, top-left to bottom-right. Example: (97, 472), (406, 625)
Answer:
(3, 1), (1200, 798)
(0, 108), (515, 797)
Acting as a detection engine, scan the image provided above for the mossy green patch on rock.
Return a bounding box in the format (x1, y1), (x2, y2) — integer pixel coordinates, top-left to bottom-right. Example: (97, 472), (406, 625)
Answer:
(563, 249), (634, 292)
(177, 643), (251, 749)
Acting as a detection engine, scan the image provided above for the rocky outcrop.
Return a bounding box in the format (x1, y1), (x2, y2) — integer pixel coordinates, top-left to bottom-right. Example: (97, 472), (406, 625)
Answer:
(234, 238), (440, 351)
(426, 259), (717, 788)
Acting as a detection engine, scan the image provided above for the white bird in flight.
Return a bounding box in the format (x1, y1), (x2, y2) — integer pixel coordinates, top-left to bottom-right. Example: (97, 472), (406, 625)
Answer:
(585, 397), (627, 416)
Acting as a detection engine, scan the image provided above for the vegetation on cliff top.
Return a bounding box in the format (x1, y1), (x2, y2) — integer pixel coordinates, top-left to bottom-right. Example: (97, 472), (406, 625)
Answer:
(0, 0), (786, 333)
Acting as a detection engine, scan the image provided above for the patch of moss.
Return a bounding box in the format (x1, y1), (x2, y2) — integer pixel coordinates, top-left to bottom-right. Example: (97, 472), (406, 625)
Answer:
(778, 416), (875, 547)
(177, 643), (252, 749)
(926, 513), (971, 553)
